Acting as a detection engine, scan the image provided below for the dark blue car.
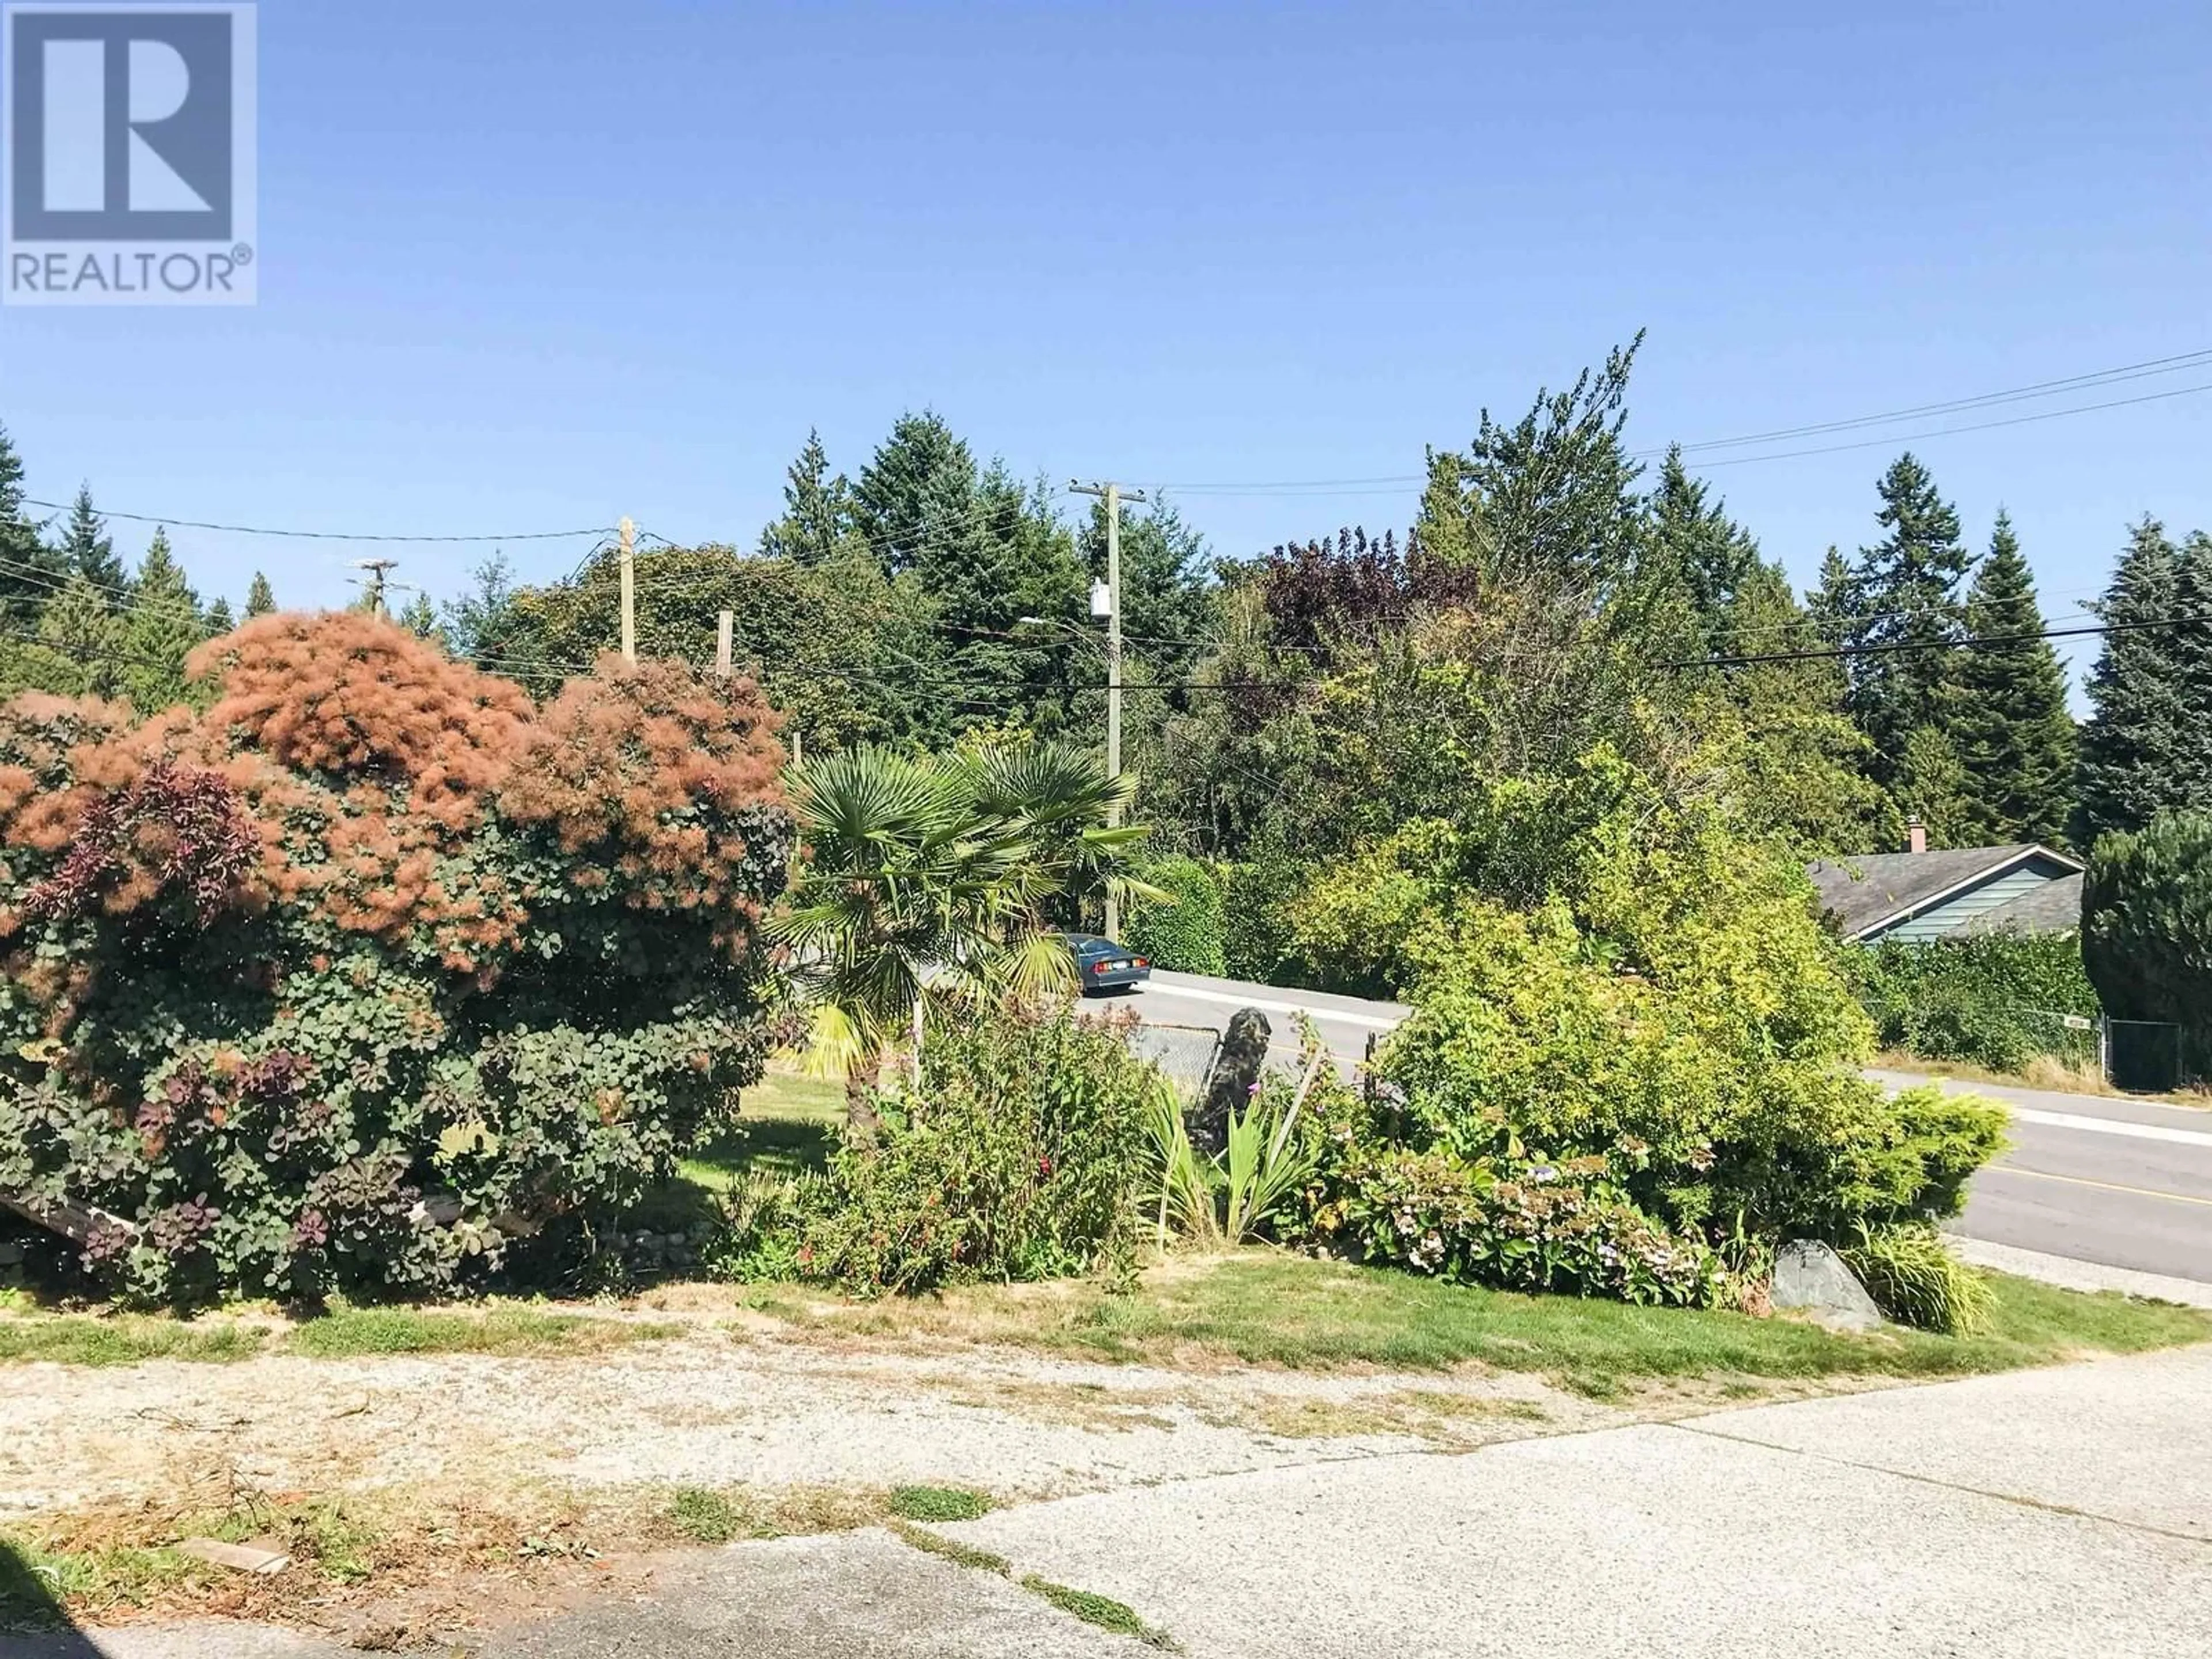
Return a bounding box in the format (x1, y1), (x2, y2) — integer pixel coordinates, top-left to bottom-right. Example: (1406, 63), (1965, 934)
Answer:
(1062, 932), (1151, 994)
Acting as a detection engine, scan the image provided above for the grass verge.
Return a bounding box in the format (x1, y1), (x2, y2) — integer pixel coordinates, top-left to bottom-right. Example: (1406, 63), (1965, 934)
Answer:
(286, 1304), (678, 1359)
(752, 1251), (2212, 1398)
(0, 1313), (263, 1367)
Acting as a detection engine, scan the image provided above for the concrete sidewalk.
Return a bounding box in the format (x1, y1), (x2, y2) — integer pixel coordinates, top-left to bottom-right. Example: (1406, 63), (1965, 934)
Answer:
(941, 1344), (2212, 1658)
(20, 1346), (2212, 1658)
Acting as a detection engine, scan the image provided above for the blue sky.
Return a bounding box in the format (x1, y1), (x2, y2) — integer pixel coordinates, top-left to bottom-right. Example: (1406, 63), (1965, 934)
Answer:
(2, 0), (2207, 690)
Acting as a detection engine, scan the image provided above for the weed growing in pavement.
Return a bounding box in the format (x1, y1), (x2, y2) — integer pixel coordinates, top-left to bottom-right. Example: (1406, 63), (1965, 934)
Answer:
(888, 1486), (993, 1523)
(1022, 1575), (1179, 1648)
(666, 1488), (744, 1544)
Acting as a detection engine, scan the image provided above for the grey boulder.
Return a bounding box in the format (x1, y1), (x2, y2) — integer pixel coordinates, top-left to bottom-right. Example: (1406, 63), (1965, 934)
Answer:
(1771, 1240), (1884, 1331)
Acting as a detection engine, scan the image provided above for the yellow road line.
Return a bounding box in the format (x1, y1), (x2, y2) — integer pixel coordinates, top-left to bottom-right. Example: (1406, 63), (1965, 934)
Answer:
(1984, 1164), (2212, 1209)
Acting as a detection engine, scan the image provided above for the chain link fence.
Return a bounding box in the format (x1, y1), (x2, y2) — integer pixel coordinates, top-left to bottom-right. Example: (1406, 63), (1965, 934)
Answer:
(1116, 1020), (1224, 1101)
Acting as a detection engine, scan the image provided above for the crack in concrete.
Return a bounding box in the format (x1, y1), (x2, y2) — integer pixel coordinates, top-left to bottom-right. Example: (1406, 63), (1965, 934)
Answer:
(1661, 1420), (2212, 1548)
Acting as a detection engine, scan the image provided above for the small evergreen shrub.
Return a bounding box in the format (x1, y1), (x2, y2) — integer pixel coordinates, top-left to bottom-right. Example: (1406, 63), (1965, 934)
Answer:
(1122, 855), (1227, 975)
(1849, 931), (2101, 1074)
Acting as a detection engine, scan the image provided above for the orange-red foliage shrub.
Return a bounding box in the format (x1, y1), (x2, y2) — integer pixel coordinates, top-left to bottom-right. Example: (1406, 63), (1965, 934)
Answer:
(0, 614), (794, 1306)
(502, 657), (786, 944)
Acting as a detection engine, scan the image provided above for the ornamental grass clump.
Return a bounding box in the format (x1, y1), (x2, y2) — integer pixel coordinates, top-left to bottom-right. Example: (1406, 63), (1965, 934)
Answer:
(0, 613), (793, 1306)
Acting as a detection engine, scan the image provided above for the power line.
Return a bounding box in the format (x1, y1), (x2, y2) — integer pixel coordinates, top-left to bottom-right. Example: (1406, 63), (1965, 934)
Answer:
(1694, 381), (2212, 469)
(1153, 351), (2212, 495)
(20, 499), (618, 544)
(1673, 348), (2212, 453)
(1671, 609), (2210, 671)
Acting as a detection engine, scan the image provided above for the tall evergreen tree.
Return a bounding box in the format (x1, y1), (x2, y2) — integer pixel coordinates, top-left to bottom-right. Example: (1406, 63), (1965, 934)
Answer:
(2071, 518), (2212, 847)
(0, 421), (67, 621)
(1419, 335), (1645, 598)
(1709, 559), (1895, 855)
(1895, 725), (1974, 849)
(120, 528), (205, 711)
(245, 570), (276, 616)
(1645, 445), (1761, 652)
(32, 575), (126, 698)
(1806, 546), (1853, 649)
(851, 411), (976, 575)
(57, 483), (123, 590)
(1844, 453), (1974, 779)
(1946, 511), (2075, 845)
(204, 596), (235, 635)
(757, 429), (856, 565)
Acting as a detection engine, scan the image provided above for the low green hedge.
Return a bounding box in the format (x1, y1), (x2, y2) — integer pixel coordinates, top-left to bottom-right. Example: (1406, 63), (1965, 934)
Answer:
(1124, 855), (1228, 975)
(1848, 931), (2100, 1074)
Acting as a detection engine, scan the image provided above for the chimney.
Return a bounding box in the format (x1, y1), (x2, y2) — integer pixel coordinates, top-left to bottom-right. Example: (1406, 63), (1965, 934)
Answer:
(1906, 814), (1927, 855)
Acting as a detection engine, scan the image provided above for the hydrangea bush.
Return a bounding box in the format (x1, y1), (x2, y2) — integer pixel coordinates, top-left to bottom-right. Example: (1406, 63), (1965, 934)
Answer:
(0, 614), (793, 1305)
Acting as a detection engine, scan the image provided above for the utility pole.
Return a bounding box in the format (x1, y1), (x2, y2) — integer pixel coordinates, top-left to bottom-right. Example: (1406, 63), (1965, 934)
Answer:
(350, 558), (400, 618)
(715, 609), (733, 679)
(618, 516), (637, 662)
(1068, 479), (1146, 941)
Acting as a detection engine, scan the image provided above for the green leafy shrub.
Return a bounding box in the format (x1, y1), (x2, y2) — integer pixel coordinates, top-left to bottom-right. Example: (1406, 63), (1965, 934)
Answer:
(0, 615), (793, 1306)
(1281, 752), (2007, 1301)
(1219, 842), (1310, 983)
(743, 1002), (1158, 1293)
(1848, 931), (2100, 1074)
(1842, 1224), (1994, 1335)
(2082, 810), (2212, 1077)
(1123, 854), (1226, 975)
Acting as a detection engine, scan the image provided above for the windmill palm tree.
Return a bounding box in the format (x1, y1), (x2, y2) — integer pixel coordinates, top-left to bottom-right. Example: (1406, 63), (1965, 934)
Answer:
(772, 741), (1157, 1134)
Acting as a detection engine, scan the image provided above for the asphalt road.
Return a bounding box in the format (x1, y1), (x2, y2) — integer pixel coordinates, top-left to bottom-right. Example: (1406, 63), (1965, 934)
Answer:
(1126, 971), (2212, 1286)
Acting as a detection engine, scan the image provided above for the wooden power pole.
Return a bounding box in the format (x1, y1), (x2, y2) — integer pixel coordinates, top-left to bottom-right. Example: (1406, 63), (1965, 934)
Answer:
(1068, 479), (1146, 942)
(619, 516), (637, 662)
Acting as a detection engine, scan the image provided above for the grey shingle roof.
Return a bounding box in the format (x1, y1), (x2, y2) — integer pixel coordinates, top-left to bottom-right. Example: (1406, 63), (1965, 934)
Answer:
(1804, 844), (2081, 940)
(1963, 871), (2084, 937)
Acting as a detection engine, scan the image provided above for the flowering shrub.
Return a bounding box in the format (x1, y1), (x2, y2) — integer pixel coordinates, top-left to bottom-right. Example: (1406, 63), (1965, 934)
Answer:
(1309, 1142), (1723, 1307)
(0, 614), (793, 1305)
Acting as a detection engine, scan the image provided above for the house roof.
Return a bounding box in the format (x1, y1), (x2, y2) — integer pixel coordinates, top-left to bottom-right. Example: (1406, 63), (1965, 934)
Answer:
(1805, 844), (2085, 941)
(1963, 870), (2084, 936)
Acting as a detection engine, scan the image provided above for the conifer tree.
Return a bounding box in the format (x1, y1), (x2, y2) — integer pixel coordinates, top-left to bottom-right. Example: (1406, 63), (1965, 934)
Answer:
(1806, 546), (1853, 649)
(120, 528), (204, 711)
(757, 429), (855, 566)
(399, 592), (441, 640)
(1710, 559), (1895, 854)
(204, 596), (235, 635)
(1895, 726), (1974, 849)
(2072, 518), (2210, 847)
(1947, 512), (2075, 845)
(58, 483), (123, 590)
(851, 411), (975, 575)
(245, 570), (276, 616)
(1646, 445), (1761, 652)
(0, 421), (67, 620)
(32, 574), (126, 698)
(1844, 454), (1974, 779)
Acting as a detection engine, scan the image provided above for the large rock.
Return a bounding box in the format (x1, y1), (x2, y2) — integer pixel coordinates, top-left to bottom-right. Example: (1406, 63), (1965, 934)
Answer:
(1771, 1240), (1884, 1331)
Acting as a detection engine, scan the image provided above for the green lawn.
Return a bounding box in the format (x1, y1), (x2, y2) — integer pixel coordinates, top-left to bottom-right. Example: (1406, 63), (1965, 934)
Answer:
(758, 1251), (2212, 1398)
(285, 1304), (679, 1359)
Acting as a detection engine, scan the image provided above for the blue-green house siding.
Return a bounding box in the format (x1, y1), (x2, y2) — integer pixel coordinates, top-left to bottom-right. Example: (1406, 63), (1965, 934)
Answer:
(1868, 858), (2078, 942)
